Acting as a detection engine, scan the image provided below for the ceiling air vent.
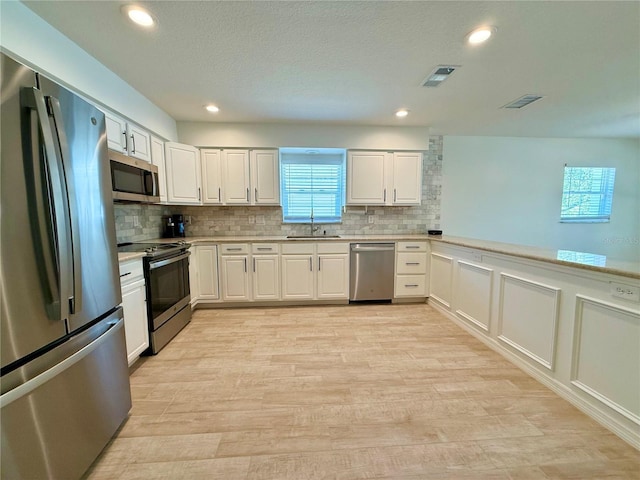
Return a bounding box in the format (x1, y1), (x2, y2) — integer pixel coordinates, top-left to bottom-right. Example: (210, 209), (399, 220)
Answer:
(421, 65), (459, 87)
(502, 94), (544, 109)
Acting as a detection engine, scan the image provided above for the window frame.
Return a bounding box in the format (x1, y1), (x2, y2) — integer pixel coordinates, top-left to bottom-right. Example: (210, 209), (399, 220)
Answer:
(560, 166), (616, 223)
(279, 148), (347, 224)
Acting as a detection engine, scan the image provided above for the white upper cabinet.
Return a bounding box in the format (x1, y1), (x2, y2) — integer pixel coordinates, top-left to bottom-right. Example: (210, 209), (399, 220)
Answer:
(250, 149), (280, 205)
(165, 142), (202, 205)
(150, 136), (168, 203)
(103, 111), (151, 162)
(201, 149), (223, 204)
(347, 151), (388, 205)
(105, 112), (128, 153)
(391, 151), (422, 205)
(347, 150), (422, 206)
(222, 149), (251, 204)
(127, 124), (151, 163)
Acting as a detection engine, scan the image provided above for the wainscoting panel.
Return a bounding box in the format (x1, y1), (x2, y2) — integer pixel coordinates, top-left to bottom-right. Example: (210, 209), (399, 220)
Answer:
(455, 260), (493, 332)
(498, 273), (560, 370)
(429, 253), (453, 309)
(571, 295), (640, 425)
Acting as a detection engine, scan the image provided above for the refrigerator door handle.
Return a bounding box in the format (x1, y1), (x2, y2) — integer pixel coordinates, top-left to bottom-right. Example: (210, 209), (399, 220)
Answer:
(21, 87), (71, 323)
(48, 96), (82, 315)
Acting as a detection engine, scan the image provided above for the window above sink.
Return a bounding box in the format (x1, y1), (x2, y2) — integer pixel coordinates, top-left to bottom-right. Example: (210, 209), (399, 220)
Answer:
(280, 147), (346, 224)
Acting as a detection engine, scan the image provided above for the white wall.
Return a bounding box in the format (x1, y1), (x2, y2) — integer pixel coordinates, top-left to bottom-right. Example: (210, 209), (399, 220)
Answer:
(0, 1), (177, 141)
(441, 136), (640, 260)
(178, 121), (431, 150)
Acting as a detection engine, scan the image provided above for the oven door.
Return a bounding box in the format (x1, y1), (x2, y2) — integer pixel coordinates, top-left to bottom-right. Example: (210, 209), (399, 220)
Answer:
(147, 251), (191, 331)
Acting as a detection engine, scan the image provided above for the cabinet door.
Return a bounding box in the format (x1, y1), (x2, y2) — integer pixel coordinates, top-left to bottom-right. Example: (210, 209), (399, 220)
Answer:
(121, 279), (149, 365)
(392, 152), (422, 205)
(189, 247), (199, 305)
(220, 255), (250, 301)
(127, 124), (152, 162)
(250, 149), (280, 205)
(222, 149), (250, 204)
(201, 149), (223, 204)
(252, 255), (280, 300)
(197, 246), (220, 300)
(347, 151), (388, 205)
(165, 142), (202, 204)
(150, 136), (168, 203)
(104, 112), (127, 153)
(281, 255), (314, 300)
(317, 254), (349, 299)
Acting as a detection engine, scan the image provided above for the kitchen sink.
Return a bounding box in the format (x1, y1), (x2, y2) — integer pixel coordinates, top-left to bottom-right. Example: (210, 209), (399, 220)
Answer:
(286, 235), (341, 239)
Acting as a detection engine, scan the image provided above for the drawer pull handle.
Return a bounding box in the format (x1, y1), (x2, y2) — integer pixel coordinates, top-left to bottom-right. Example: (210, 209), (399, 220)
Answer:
(405, 262), (420, 265)
(405, 246), (420, 249)
(119, 272), (132, 278)
(257, 247), (272, 251)
(226, 248), (242, 251)
(405, 284), (419, 288)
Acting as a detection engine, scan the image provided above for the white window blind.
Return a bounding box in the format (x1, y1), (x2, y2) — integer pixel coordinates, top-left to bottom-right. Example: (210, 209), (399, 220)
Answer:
(280, 150), (346, 223)
(560, 166), (616, 222)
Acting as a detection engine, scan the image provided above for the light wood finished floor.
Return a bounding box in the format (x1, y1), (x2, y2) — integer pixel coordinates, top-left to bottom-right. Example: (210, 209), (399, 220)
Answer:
(84, 304), (639, 479)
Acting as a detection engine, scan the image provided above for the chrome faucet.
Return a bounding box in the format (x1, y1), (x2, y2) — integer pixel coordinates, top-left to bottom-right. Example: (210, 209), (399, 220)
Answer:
(310, 211), (320, 236)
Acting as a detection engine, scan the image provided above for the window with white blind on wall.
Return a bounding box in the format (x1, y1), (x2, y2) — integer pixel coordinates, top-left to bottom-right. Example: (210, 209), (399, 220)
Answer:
(280, 148), (346, 223)
(560, 166), (616, 222)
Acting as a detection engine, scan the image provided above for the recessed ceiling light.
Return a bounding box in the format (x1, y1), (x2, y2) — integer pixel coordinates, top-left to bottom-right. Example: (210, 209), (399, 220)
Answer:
(395, 109), (409, 118)
(205, 105), (220, 113)
(467, 26), (495, 45)
(122, 5), (155, 27)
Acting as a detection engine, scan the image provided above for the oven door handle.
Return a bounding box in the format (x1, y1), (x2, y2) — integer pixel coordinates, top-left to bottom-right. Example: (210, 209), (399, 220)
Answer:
(148, 251), (191, 270)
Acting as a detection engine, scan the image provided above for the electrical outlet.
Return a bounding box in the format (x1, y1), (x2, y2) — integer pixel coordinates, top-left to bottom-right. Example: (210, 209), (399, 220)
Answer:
(610, 282), (640, 302)
(248, 215), (255, 224)
(368, 215), (374, 224)
(185, 215), (191, 225)
(256, 215), (265, 225)
(133, 215), (141, 227)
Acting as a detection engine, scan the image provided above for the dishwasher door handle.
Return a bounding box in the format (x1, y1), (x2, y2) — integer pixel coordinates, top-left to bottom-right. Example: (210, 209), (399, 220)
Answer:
(351, 245), (395, 252)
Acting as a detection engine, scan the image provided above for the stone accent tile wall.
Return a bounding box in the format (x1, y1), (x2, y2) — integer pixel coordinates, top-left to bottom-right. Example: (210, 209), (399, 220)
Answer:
(114, 136), (443, 241)
(113, 203), (170, 244)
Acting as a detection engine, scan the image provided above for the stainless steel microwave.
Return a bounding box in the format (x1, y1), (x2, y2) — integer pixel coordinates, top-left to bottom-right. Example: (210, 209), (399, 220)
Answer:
(109, 149), (160, 203)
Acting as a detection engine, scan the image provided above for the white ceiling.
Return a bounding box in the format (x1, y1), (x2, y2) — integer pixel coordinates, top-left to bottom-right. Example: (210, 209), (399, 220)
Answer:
(23, 1), (640, 138)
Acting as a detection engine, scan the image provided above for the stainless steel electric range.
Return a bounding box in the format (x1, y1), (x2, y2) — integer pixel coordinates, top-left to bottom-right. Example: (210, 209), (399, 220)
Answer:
(118, 241), (191, 353)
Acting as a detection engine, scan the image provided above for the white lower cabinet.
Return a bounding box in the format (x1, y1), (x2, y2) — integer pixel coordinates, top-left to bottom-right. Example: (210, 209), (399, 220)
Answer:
(251, 243), (280, 301)
(281, 249), (315, 300)
(119, 259), (149, 366)
(220, 248), (250, 301)
(316, 245), (349, 299)
(281, 243), (349, 300)
(395, 241), (429, 298)
(189, 245), (220, 306)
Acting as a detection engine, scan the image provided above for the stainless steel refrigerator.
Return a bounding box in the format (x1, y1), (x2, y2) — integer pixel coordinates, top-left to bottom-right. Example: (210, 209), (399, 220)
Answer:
(1, 53), (132, 479)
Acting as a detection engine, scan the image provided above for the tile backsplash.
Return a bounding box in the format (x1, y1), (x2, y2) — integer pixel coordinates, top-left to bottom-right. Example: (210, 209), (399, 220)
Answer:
(114, 136), (442, 242)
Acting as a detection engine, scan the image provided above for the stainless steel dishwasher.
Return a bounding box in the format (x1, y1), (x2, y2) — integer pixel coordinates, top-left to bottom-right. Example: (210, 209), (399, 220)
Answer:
(350, 243), (395, 301)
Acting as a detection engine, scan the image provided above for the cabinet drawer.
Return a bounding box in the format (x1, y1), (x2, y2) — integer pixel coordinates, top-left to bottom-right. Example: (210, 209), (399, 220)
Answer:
(220, 243), (249, 254)
(119, 259), (144, 285)
(281, 243), (314, 255)
(317, 242), (349, 254)
(396, 252), (428, 274)
(252, 243), (279, 254)
(397, 241), (427, 252)
(395, 275), (427, 297)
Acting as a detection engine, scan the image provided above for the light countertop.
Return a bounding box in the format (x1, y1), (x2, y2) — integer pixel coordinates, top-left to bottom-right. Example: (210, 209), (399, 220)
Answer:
(118, 234), (639, 280)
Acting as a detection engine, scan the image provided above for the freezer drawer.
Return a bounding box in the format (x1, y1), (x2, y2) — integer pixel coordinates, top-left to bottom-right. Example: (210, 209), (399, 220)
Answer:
(1, 311), (132, 480)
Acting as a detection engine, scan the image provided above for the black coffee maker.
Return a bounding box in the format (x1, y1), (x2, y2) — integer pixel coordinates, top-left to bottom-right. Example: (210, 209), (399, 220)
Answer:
(164, 214), (186, 238)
